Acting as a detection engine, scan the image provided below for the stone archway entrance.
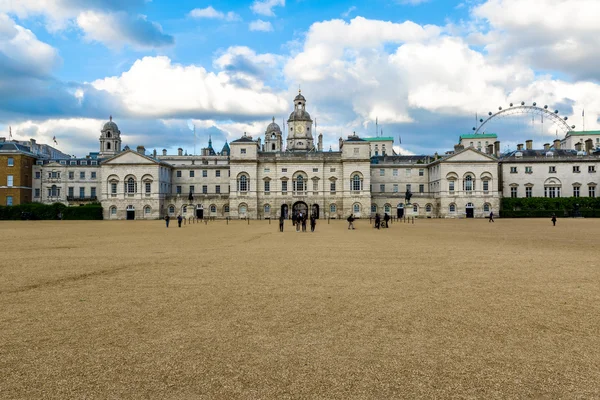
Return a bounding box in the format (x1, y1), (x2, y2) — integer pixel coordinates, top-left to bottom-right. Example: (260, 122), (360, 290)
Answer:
(196, 204), (204, 219)
(126, 205), (135, 220)
(312, 204), (320, 219)
(397, 203), (404, 218)
(292, 201), (308, 218)
(466, 203), (474, 218)
(281, 204), (289, 219)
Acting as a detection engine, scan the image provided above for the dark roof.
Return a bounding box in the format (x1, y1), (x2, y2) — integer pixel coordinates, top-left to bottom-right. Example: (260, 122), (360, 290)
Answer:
(345, 136), (366, 142)
(371, 155), (429, 164)
(231, 136), (255, 143)
(0, 142), (35, 154)
(501, 149), (578, 159)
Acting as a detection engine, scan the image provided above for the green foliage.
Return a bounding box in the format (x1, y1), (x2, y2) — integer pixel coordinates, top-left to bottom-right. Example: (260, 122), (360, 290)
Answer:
(0, 203), (103, 220)
(501, 197), (600, 218)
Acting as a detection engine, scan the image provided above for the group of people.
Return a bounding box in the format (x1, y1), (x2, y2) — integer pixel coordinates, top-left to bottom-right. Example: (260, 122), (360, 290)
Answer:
(164, 214), (184, 228)
(279, 212), (317, 232)
(373, 213), (391, 229)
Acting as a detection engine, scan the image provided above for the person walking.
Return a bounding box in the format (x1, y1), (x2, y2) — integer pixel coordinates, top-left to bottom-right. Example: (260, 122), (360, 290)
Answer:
(347, 214), (355, 230)
(296, 212), (301, 232)
(551, 214), (557, 226)
(310, 214), (316, 232)
(489, 211), (495, 222)
(279, 214), (285, 232)
(384, 213), (390, 228)
(177, 214), (183, 228)
(164, 214), (170, 228)
(301, 213), (307, 232)
(375, 213), (381, 229)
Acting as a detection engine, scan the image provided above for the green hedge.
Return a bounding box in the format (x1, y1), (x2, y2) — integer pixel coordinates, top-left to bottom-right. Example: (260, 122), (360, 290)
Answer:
(501, 197), (600, 218)
(0, 203), (103, 220)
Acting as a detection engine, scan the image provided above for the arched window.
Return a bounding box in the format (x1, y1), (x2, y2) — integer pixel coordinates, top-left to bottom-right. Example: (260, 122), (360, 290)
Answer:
(295, 175), (305, 192)
(106, 142), (111, 150)
(352, 174), (362, 191)
(239, 204), (247, 214)
(271, 143), (276, 150)
(464, 175), (474, 191)
(413, 204), (419, 213)
(330, 204), (336, 213)
(110, 206), (117, 216)
(168, 205), (175, 215)
(484, 203), (490, 212)
(353, 203), (360, 213)
(371, 204), (377, 213)
(224, 205), (230, 213)
(449, 203), (456, 213)
(144, 206), (151, 215)
(182, 205), (187, 213)
(264, 204), (270, 214)
(126, 177), (136, 194)
(426, 204), (432, 212)
(384, 204), (391, 214)
(210, 204), (217, 213)
(238, 175), (249, 192)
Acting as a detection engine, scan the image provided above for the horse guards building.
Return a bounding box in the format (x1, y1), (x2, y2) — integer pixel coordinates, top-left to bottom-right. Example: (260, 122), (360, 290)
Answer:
(1, 92), (599, 219)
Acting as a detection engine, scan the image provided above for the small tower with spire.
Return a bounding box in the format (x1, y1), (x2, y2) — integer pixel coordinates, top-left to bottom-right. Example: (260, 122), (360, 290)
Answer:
(264, 116), (283, 152)
(99, 115), (122, 157)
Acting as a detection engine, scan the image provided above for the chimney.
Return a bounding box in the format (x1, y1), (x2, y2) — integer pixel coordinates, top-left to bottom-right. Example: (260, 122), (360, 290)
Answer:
(162, 149), (167, 156)
(30, 138), (36, 145)
(318, 133), (323, 152)
(575, 142), (583, 152)
(543, 143), (550, 151)
(585, 139), (593, 154)
(136, 145), (145, 155)
(494, 141), (500, 157)
(526, 140), (532, 150)
(153, 149), (157, 158)
(487, 144), (494, 155)
(553, 139), (561, 150)
(178, 148), (183, 156)
(454, 144), (464, 152)
(339, 137), (343, 150)
(517, 144), (524, 151)
(434, 152), (439, 160)
(0, 137), (5, 143)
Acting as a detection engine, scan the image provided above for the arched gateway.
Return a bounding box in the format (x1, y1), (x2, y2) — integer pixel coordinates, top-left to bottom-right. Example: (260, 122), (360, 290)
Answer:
(292, 201), (308, 218)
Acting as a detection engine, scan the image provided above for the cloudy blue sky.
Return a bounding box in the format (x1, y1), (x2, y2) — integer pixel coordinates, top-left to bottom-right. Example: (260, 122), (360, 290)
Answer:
(1, 0), (599, 156)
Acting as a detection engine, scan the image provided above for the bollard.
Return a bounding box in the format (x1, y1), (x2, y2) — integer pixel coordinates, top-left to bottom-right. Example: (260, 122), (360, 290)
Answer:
(269, 218), (271, 225)
(205, 219), (207, 225)
(247, 217), (249, 225)
(328, 217), (330, 225)
(226, 217), (229, 225)
(412, 216), (414, 224)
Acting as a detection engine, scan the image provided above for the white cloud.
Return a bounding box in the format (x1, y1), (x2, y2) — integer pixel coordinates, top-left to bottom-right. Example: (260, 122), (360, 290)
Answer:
(400, 0), (430, 4)
(250, 0), (285, 17)
(189, 6), (240, 21)
(249, 20), (273, 32)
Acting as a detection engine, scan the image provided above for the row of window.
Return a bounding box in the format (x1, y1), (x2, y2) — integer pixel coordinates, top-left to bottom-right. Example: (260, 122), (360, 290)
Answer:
(176, 185), (226, 194)
(379, 168), (425, 177)
(175, 170), (225, 178)
(236, 175), (365, 192)
(38, 171), (97, 180)
(35, 160), (98, 166)
(447, 177), (489, 192)
(510, 165), (597, 174)
(510, 185), (596, 198)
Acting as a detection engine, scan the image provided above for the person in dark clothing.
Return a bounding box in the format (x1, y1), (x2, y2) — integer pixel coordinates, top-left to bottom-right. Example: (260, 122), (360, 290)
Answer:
(177, 214), (183, 228)
(296, 213), (301, 232)
(164, 215), (170, 228)
(489, 211), (494, 222)
(551, 214), (557, 226)
(384, 213), (390, 228)
(292, 212), (297, 227)
(279, 214), (285, 232)
(310, 214), (316, 232)
(301, 213), (307, 232)
(374, 213), (381, 229)
(347, 214), (355, 230)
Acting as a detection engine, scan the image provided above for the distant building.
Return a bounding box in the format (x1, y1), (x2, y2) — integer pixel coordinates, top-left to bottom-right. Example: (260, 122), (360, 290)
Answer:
(0, 139), (37, 206)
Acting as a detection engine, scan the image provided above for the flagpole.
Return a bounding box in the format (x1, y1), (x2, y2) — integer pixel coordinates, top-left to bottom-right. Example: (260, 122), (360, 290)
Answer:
(193, 125), (196, 156)
(582, 109), (585, 132)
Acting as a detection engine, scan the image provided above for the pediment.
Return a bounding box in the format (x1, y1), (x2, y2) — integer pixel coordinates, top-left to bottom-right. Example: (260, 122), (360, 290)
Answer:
(443, 148), (496, 163)
(103, 150), (157, 165)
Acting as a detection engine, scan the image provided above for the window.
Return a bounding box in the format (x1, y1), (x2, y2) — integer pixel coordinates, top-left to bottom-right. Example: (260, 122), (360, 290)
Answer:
(216, 185), (221, 194)
(449, 181), (455, 192)
(330, 204), (336, 213)
(525, 166), (532, 174)
(224, 205), (230, 213)
(7, 175), (13, 187)
(330, 168), (336, 172)
(69, 171), (74, 180)
(406, 184), (411, 192)
(239, 175), (248, 192)
(573, 186), (580, 197)
(190, 171), (195, 177)
(264, 204), (271, 214)
(210, 205), (217, 213)
(48, 185), (60, 197)
(169, 206), (175, 215)
(313, 168), (318, 172)
(353, 203), (360, 213)
(241, 148), (247, 154)
(380, 169), (385, 176)
(80, 171), (85, 179)
(202, 170), (207, 177)
(67, 187), (74, 198)
(145, 182), (151, 194)
(384, 204), (391, 214)
(393, 184), (398, 193)
(549, 166), (556, 173)
(573, 166), (580, 173)
(393, 169), (398, 176)
(35, 188), (40, 197)
(544, 186), (560, 198)
(282, 168), (287, 173)
(263, 168), (270, 173)
(510, 187), (517, 198)
(464, 176), (473, 191)
(419, 169), (424, 177)
(589, 166), (596, 173)
(353, 148), (359, 154)
(352, 175), (362, 191)
(176, 185), (182, 194)
(79, 187), (85, 198)
(484, 203), (490, 212)
(35, 171), (41, 179)
(526, 186), (532, 198)
(81, 160), (87, 166)
(510, 167), (517, 173)
(294, 176), (305, 192)
(183, 206), (187, 213)
(91, 187), (96, 198)
(176, 171), (182, 177)
(406, 169), (411, 177)
(190, 185), (195, 193)
(145, 206), (151, 215)
(216, 170), (221, 177)
(282, 181), (288, 192)
(589, 186), (596, 198)
(111, 182), (117, 194)
(91, 161), (97, 166)
(7, 158), (14, 166)
(483, 180), (489, 192)
(89, 171), (96, 179)
(380, 184), (385, 192)
(70, 160), (76, 165)
(449, 204), (456, 213)
(264, 180), (270, 192)
(419, 184), (424, 193)
(6, 196), (13, 206)
(371, 204), (377, 213)
(413, 204), (418, 213)
(426, 204), (432, 212)
(202, 185), (208, 194)
(330, 181), (336, 193)
(313, 180), (318, 191)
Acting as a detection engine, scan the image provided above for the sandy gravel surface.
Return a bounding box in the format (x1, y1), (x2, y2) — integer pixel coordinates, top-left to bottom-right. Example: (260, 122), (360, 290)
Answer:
(1, 218), (599, 399)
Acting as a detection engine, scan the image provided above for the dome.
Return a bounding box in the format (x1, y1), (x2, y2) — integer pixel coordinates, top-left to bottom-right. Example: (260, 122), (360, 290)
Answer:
(294, 93), (306, 102)
(288, 108), (312, 122)
(103, 116), (119, 132)
(266, 117), (281, 133)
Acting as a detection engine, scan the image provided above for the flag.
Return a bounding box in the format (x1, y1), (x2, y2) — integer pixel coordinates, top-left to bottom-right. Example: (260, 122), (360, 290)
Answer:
(9, 126), (12, 139)
(53, 136), (58, 145)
